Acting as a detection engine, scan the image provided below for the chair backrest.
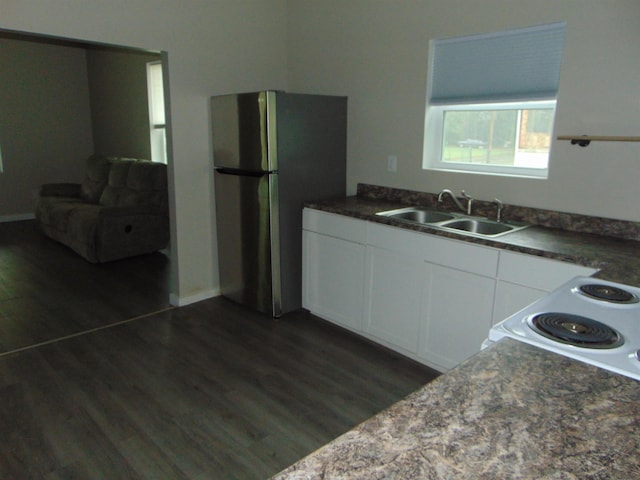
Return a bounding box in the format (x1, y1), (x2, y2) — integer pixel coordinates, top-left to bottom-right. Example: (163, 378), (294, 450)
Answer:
(99, 158), (168, 210)
(80, 155), (112, 202)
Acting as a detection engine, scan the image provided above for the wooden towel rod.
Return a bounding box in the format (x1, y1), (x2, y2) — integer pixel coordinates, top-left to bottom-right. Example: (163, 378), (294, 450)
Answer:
(557, 135), (640, 147)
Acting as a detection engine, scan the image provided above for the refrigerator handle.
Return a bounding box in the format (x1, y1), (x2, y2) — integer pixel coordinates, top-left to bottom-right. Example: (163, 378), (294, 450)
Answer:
(215, 167), (273, 177)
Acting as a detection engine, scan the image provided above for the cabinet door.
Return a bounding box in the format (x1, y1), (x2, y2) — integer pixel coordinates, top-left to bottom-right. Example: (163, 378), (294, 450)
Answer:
(363, 246), (423, 354)
(493, 281), (546, 325)
(302, 230), (365, 331)
(419, 263), (496, 370)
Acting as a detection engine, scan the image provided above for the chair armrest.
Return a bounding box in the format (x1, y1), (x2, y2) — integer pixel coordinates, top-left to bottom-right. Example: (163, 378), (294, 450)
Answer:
(39, 183), (82, 198)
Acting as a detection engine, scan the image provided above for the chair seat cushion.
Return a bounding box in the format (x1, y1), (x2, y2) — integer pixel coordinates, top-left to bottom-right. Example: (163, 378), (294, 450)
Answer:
(36, 197), (85, 232)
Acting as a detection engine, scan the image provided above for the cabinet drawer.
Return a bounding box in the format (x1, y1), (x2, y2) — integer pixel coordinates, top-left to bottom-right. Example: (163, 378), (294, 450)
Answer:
(497, 250), (596, 291)
(367, 222), (498, 278)
(303, 208), (367, 243)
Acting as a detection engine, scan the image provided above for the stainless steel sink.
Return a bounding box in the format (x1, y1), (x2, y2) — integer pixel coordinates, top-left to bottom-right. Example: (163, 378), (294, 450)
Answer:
(376, 207), (455, 224)
(438, 218), (520, 236)
(376, 206), (529, 238)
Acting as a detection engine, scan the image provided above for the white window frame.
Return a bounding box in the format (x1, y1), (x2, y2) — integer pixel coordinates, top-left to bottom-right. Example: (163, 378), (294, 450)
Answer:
(423, 22), (565, 179)
(146, 61), (167, 164)
(424, 99), (556, 179)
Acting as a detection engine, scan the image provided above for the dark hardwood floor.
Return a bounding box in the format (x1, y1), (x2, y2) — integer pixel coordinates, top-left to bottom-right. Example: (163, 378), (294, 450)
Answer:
(0, 294), (439, 479)
(0, 219), (439, 478)
(0, 220), (170, 354)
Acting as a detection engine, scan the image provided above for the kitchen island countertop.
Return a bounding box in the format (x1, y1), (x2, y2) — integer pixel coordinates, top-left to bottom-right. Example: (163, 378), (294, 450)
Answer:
(272, 339), (640, 479)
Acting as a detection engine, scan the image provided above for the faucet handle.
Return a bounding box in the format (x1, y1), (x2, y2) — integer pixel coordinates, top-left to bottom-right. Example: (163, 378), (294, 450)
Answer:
(493, 198), (504, 222)
(461, 190), (473, 215)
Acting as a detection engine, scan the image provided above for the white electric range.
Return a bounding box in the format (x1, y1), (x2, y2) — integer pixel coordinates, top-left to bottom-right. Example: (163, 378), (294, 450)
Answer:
(484, 276), (640, 381)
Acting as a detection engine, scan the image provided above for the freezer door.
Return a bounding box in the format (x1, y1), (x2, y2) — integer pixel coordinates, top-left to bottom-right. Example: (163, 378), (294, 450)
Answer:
(214, 168), (281, 317)
(211, 91), (277, 172)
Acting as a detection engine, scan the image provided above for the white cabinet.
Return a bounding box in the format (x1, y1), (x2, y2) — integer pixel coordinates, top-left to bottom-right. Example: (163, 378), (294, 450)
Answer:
(364, 245), (424, 354)
(420, 263), (496, 370)
(364, 222), (499, 369)
(363, 224), (428, 354)
(303, 208), (598, 373)
(302, 209), (366, 331)
(492, 251), (596, 324)
(493, 281), (546, 325)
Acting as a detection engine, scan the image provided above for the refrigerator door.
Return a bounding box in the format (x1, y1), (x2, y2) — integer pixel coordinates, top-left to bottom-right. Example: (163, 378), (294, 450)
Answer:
(211, 90), (346, 317)
(211, 91), (277, 172)
(212, 91), (282, 317)
(213, 168), (281, 316)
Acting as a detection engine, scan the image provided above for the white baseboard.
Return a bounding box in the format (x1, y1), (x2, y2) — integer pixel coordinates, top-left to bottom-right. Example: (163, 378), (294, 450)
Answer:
(170, 288), (220, 307)
(0, 213), (36, 223)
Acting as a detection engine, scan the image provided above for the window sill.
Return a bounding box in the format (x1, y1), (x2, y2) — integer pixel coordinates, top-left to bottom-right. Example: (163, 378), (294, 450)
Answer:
(424, 165), (548, 180)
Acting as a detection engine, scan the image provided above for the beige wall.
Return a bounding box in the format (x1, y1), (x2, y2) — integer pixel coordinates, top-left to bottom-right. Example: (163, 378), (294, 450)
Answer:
(0, 0), (288, 304)
(3, 0), (638, 306)
(287, 0), (640, 222)
(86, 48), (160, 159)
(0, 37), (93, 218)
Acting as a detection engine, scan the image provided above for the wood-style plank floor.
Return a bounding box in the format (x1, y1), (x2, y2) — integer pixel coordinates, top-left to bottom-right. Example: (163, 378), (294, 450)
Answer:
(0, 296), (439, 479)
(0, 220), (439, 478)
(0, 220), (170, 354)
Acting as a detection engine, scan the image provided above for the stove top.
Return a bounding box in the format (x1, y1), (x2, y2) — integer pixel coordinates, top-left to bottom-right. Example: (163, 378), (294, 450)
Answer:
(487, 276), (640, 381)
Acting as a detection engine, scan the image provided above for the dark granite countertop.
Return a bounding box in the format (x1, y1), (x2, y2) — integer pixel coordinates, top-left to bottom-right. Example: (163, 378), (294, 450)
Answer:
(304, 195), (640, 287)
(272, 339), (640, 479)
(278, 191), (640, 478)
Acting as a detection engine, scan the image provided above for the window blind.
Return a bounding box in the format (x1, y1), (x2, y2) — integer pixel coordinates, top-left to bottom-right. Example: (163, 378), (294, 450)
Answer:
(428, 22), (566, 105)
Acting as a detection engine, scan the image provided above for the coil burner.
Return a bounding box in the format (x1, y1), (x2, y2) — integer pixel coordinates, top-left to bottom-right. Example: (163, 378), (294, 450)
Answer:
(578, 284), (639, 304)
(529, 312), (624, 349)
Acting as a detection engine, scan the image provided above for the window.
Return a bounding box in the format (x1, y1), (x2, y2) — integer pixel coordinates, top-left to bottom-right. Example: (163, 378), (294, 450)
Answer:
(423, 23), (566, 178)
(146, 61), (167, 164)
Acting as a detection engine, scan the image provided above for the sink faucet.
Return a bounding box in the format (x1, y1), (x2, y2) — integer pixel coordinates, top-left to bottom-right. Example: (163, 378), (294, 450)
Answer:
(437, 189), (473, 215)
(493, 198), (504, 222)
(461, 190), (473, 215)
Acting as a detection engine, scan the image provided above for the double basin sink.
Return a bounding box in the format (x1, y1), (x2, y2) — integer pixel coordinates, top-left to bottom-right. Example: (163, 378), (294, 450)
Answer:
(376, 207), (529, 238)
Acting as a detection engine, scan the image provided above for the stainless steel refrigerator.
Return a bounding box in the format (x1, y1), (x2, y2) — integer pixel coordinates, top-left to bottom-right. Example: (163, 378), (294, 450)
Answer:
(211, 91), (347, 317)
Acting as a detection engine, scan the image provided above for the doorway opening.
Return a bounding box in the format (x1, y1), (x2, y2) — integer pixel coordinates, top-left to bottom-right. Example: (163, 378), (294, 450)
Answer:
(0, 28), (175, 354)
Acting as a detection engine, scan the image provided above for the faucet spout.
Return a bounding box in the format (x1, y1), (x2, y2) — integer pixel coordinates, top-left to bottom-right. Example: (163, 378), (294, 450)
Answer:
(437, 189), (470, 214)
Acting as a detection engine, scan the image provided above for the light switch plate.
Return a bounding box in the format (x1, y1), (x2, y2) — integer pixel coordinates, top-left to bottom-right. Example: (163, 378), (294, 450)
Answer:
(387, 155), (397, 172)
